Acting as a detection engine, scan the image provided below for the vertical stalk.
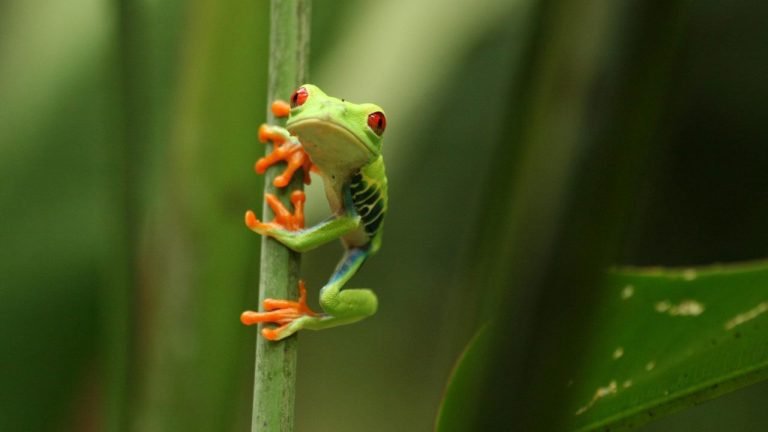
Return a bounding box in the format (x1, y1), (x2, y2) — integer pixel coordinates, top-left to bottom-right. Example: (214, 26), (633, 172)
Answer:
(251, 1), (310, 431)
(105, 0), (145, 429)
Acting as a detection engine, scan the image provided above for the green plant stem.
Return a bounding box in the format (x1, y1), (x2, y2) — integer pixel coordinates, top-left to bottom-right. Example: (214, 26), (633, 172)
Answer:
(250, 1), (310, 431)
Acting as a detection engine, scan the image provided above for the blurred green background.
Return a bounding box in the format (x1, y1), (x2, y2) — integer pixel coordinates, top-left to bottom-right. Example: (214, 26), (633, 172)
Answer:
(2, 0), (768, 431)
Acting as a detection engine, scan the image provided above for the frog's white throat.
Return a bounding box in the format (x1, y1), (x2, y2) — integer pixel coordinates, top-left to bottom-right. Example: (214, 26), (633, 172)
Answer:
(287, 118), (373, 179)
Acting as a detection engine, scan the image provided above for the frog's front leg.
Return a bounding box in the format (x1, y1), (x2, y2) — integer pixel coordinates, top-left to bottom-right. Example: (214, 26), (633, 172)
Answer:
(245, 199), (361, 253)
(241, 247), (378, 340)
(254, 99), (313, 187)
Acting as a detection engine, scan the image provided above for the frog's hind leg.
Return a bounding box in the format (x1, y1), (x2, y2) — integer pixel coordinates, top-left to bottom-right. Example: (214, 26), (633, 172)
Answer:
(291, 247), (378, 337)
(242, 247), (378, 341)
(312, 246), (379, 326)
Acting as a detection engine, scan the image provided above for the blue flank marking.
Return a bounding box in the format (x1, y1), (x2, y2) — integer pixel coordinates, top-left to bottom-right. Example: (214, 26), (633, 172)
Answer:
(329, 248), (369, 283)
(343, 185), (358, 215)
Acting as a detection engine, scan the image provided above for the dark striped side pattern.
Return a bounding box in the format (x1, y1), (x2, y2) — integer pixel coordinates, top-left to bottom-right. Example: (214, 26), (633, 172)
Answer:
(350, 172), (385, 237)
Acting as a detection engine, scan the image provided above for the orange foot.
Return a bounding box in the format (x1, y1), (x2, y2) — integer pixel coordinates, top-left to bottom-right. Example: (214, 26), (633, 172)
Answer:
(241, 280), (318, 340)
(256, 123), (313, 187)
(245, 190), (305, 233)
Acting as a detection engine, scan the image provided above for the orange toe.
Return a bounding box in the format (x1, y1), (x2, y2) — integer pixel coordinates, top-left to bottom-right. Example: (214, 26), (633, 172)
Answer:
(263, 298), (299, 311)
(245, 210), (260, 230)
(290, 190), (306, 205)
(258, 124), (271, 143)
(273, 174), (290, 188)
(254, 159), (269, 174)
(241, 309), (297, 326)
(271, 100), (291, 118)
(241, 310), (266, 325)
(261, 326), (285, 341)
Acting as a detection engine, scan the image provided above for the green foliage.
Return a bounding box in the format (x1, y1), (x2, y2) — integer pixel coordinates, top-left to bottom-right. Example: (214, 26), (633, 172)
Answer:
(435, 325), (492, 432)
(569, 263), (768, 431)
(438, 263), (768, 431)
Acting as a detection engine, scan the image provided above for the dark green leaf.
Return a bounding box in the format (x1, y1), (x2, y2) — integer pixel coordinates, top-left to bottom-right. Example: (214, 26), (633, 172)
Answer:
(567, 262), (768, 430)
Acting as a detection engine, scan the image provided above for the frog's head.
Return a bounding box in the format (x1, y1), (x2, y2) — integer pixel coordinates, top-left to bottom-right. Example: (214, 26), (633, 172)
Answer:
(286, 84), (385, 172)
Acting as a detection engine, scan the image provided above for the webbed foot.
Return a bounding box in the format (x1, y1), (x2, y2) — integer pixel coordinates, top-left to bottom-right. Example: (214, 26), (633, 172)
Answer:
(245, 190), (305, 235)
(255, 124), (313, 187)
(240, 280), (318, 341)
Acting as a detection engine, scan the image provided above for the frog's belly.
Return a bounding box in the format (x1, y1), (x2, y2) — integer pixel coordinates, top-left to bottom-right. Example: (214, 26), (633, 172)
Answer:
(342, 226), (371, 249)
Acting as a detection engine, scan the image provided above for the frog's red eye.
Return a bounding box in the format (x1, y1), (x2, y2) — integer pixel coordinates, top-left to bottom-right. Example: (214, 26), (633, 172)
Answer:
(290, 86), (309, 108)
(367, 111), (386, 136)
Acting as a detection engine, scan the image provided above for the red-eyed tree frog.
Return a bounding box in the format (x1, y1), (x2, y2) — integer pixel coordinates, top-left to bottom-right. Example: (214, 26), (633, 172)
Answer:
(240, 84), (388, 341)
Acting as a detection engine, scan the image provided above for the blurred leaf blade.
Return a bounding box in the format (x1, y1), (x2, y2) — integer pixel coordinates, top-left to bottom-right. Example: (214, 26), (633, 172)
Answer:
(435, 324), (492, 432)
(437, 262), (768, 431)
(0, 0), (115, 429)
(129, 0), (269, 430)
(567, 261), (768, 431)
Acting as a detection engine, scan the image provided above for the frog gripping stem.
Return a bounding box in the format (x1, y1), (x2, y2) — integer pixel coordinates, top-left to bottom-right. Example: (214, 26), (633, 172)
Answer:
(243, 85), (387, 347)
(241, 280), (318, 341)
(243, 98), (311, 342)
(255, 124), (313, 187)
(245, 190), (306, 233)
